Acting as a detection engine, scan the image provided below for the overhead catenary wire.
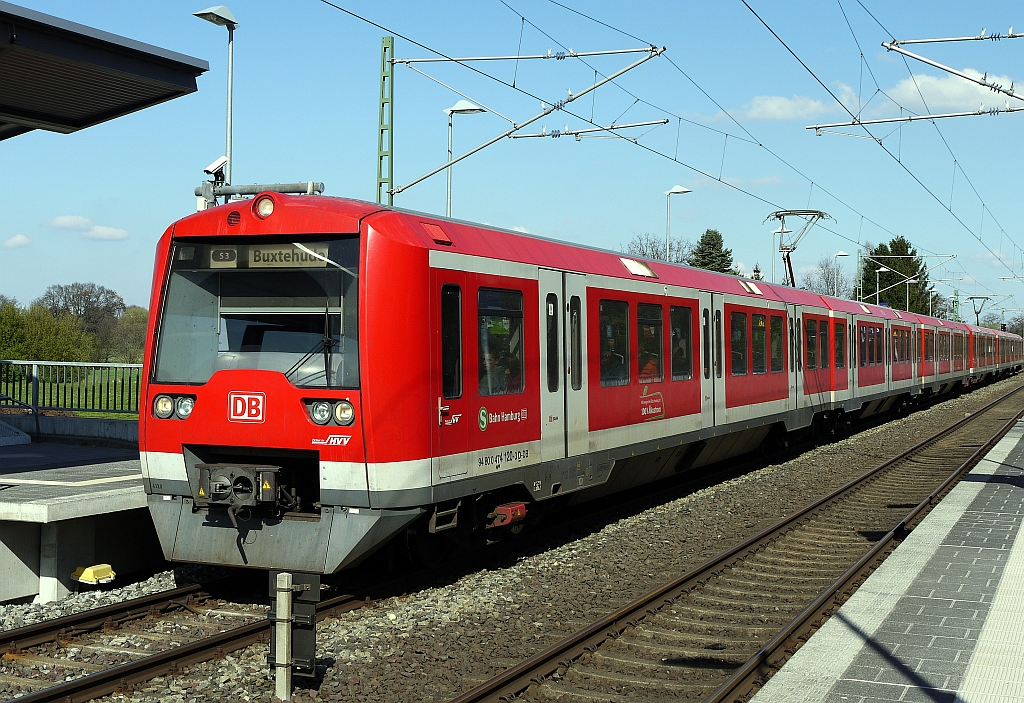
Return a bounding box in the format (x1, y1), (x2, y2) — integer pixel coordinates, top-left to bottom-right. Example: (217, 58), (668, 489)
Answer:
(741, 0), (1016, 302)
(317, 0), (1002, 297)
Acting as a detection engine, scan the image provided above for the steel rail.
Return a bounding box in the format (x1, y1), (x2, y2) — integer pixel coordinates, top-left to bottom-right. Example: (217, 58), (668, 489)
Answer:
(8, 589), (366, 703)
(446, 382), (1024, 703)
(0, 582), (208, 653)
(706, 390), (1024, 702)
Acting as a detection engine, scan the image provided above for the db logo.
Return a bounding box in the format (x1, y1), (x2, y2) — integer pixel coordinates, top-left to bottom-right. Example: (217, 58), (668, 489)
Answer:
(228, 392), (265, 423)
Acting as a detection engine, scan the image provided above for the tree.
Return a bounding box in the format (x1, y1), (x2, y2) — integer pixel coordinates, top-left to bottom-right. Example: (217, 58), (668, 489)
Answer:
(622, 231), (692, 263)
(750, 263), (764, 281)
(858, 237), (939, 313)
(0, 294), (17, 308)
(0, 304), (94, 361)
(800, 255), (851, 298)
(980, 312), (1001, 330)
(686, 229), (734, 273)
(34, 283), (126, 361)
(112, 306), (149, 363)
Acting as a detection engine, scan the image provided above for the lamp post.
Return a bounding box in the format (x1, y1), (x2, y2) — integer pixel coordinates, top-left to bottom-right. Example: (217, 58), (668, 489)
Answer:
(194, 6), (238, 185)
(771, 226), (791, 283)
(904, 278), (918, 311)
(833, 251), (849, 297)
(928, 285), (936, 316)
(664, 186), (691, 261)
(445, 100), (485, 217)
(875, 266), (890, 305)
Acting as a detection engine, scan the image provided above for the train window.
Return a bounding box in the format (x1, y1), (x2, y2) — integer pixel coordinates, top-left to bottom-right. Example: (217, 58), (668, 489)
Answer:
(546, 294), (559, 393)
(859, 325), (867, 367)
(702, 309), (711, 379)
(599, 300), (629, 387)
(637, 303), (664, 383)
(478, 288), (525, 396)
(730, 312), (748, 376)
(789, 318), (795, 371)
(796, 318), (802, 371)
(770, 316), (784, 373)
(715, 310), (723, 378)
(752, 314), (767, 374)
(570, 296), (582, 391)
(914, 329), (920, 363)
(155, 239), (361, 388)
(924, 331), (934, 362)
(805, 319), (817, 370)
(876, 327), (883, 365)
(820, 321), (830, 369)
(835, 322), (845, 369)
(892, 330), (899, 364)
(441, 285), (463, 399)
(670, 306), (693, 381)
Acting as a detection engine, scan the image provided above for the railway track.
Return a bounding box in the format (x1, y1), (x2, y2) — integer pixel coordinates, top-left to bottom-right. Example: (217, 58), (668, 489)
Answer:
(450, 383), (1024, 703)
(2, 381), (1018, 703)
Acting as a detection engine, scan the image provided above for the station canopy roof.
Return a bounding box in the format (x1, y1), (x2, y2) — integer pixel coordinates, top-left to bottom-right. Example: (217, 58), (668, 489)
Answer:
(0, 2), (208, 141)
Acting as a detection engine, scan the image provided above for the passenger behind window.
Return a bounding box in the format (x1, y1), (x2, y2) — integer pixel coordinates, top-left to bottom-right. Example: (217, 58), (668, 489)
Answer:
(480, 350), (507, 395)
(600, 336), (628, 386)
(639, 351), (660, 383)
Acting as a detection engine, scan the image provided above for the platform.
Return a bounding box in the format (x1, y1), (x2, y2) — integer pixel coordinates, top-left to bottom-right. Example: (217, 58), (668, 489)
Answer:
(0, 443), (163, 603)
(752, 418), (1024, 703)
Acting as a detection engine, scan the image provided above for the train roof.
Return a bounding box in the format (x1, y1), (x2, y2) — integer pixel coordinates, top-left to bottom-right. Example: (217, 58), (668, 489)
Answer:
(169, 193), (1020, 340)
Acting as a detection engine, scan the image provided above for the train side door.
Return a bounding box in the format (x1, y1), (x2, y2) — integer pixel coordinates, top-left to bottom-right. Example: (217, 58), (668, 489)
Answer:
(538, 269), (567, 462)
(563, 273), (589, 457)
(433, 272), (471, 479)
(698, 291), (715, 428)
(710, 292), (726, 425)
(788, 304), (802, 410)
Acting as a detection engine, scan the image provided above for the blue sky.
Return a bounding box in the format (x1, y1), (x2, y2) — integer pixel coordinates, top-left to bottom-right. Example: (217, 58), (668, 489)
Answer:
(3, 0), (1023, 317)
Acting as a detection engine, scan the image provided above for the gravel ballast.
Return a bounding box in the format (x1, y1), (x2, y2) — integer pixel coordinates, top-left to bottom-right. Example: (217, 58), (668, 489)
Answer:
(68, 376), (1022, 703)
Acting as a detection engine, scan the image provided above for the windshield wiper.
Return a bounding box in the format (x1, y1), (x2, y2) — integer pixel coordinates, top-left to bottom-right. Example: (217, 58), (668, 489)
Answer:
(283, 300), (336, 385)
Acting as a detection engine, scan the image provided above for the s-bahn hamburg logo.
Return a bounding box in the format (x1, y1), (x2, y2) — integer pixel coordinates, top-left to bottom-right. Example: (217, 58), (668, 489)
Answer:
(228, 391), (266, 423)
(478, 407), (489, 431)
(311, 435), (351, 446)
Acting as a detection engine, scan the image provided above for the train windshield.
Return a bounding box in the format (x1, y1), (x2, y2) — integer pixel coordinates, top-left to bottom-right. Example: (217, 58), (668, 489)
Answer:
(153, 237), (359, 388)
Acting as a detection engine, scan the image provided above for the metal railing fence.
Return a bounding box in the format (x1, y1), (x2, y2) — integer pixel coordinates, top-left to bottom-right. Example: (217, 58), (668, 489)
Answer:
(0, 360), (142, 414)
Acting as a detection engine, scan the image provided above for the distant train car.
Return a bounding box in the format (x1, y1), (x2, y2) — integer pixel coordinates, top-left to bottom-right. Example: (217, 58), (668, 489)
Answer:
(139, 194), (1022, 573)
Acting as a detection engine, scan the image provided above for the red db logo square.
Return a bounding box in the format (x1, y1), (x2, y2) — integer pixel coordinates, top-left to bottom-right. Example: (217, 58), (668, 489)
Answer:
(228, 392), (265, 423)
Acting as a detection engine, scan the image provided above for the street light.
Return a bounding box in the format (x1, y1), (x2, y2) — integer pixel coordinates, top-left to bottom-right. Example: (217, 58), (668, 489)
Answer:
(445, 100), (485, 217)
(833, 251), (849, 297)
(664, 186), (691, 261)
(928, 285), (936, 316)
(904, 278), (918, 312)
(771, 226), (791, 284)
(875, 266), (890, 306)
(194, 6), (238, 185)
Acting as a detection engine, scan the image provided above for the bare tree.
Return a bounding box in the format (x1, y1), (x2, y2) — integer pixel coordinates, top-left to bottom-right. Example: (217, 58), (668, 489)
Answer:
(800, 254), (851, 298)
(622, 232), (693, 264)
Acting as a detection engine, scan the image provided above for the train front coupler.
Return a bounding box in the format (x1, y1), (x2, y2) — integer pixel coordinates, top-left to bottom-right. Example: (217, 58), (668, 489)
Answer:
(194, 463), (282, 528)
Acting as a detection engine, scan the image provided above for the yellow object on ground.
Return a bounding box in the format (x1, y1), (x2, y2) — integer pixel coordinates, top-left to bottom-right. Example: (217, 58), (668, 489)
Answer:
(71, 564), (115, 584)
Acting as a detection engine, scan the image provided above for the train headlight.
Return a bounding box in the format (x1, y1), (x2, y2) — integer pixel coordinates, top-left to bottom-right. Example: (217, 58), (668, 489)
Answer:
(310, 401), (332, 425)
(175, 396), (195, 419)
(334, 400), (355, 425)
(255, 196), (275, 218)
(154, 395), (174, 419)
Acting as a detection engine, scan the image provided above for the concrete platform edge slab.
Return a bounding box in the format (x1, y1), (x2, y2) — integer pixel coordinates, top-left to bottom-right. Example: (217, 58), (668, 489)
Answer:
(750, 421), (1024, 703)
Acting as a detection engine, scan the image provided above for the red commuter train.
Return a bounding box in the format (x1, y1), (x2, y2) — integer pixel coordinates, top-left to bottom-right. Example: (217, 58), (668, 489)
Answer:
(140, 193), (1022, 573)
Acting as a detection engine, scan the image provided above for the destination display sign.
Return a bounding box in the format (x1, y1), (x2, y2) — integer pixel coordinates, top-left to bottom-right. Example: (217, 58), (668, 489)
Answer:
(248, 243), (330, 268)
(205, 243), (330, 269)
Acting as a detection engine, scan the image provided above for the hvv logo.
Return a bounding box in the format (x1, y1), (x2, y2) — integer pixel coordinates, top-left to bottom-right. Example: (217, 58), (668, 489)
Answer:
(228, 392), (266, 423)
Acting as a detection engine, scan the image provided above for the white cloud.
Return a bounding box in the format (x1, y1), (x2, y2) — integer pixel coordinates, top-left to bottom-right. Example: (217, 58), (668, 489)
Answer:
(83, 225), (129, 241)
(3, 234), (30, 249)
(45, 215), (129, 241)
(731, 95), (834, 121)
(46, 215), (92, 231)
(885, 69), (1018, 112)
(971, 250), (1013, 269)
